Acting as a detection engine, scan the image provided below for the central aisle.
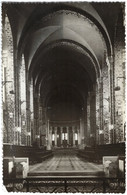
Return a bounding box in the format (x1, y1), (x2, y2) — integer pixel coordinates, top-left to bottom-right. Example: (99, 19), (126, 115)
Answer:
(29, 150), (103, 176)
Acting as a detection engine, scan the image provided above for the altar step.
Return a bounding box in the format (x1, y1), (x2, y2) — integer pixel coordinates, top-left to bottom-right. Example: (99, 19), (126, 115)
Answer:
(28, 171), (104, 177)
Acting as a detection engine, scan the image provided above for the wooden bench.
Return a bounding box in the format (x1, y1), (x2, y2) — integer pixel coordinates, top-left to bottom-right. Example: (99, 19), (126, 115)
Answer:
(77, 143), (125, 164)
(3, 144), (53, 165)
(77, 149), (99, 162)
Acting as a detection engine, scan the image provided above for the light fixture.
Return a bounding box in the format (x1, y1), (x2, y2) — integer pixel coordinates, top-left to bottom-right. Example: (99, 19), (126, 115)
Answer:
(104, 97), (110, 102)
(17, 127), (21, 132)
(27, 132), (31, 136)
(99, 130), (104, 134)
(104, 119), (108, 123)
(47, 107), (52, 110)
(22, 121), (25, 125)
(35, 135), (40, 139)
(9, 90), (15, 94)
(20, 100), (27, 105)
(109, 124), (114, 130)
(9, 112), (13, 118)
(2, 81), (12, 86)
(114, 86), (121, 91)
(114, 77), (125, 91)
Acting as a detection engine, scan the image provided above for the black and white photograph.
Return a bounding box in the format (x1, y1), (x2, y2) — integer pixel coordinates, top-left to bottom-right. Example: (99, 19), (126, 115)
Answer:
(1, 1), (126, 193)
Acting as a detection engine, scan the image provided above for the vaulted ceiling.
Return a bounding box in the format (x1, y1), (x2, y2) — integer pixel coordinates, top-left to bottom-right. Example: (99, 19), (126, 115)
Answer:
(4, 2), (122, 110)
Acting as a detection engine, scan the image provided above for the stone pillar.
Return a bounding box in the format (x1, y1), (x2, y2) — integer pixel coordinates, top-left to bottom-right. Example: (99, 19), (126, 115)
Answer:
(14, 48), (20, 128)
(41, 107), (47, 146)
(60, 127), (63, 145)
(87, 93), (90, 146)
(26, 79), (31, 146)
(29, 79), (34, 145)
(72, 127), (75, 147)
(99, 52), (111, 145)
(66, 126), (69, 145)
(108, 55), (115, 144)
(113, 12), (125, 143)
(39, 105), (43, 146)
(51, 126), (53, 147)
(84, 106), (87, 146)
(78, 129), (81, 146)
(26, 79), (33, 146)
(54, 127), (57, 147)
(14, 50), (22, 145)
(33, 92), (40, 147)
(47, 120), (51, 150)
(90, 90), (96, 146)
(98, 78), (104, 145)
(79, 119), (85, 149)
(96, 79), (100, 145)
(49, 128), (52, 149)
(102, 60), (110, 144)
(20, 55), (27, 146)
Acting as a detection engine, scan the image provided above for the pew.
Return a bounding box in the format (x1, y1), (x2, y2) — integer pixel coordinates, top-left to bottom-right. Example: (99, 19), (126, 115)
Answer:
(3, 144), (53, 165)
(77, 143), (125, 163)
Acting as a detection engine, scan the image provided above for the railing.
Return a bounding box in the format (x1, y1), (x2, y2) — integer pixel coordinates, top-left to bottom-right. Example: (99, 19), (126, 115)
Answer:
(4, 177), (125, 193)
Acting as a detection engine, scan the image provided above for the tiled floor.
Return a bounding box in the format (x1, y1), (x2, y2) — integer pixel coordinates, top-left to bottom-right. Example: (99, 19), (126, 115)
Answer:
(29, 151), (103, 176)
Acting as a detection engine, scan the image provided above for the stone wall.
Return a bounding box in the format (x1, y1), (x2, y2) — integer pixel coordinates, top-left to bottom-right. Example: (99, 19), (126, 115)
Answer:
(2, 15), (15, 144)
(114, 8), (125, 143)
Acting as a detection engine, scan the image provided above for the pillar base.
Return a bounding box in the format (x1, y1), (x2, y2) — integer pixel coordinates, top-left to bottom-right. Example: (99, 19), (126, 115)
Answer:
(78, 144), (85, 149)
(47, 145), (51, 150)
